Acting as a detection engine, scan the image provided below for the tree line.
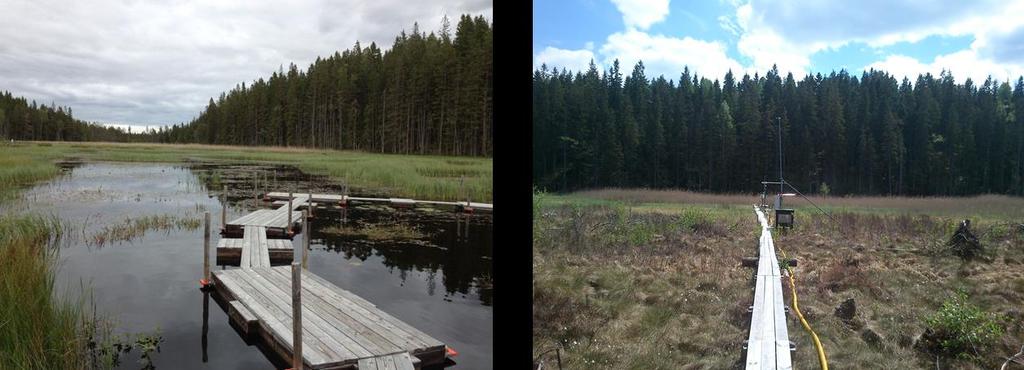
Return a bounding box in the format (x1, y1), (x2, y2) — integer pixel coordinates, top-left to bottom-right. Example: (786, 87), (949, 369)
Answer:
(533, 61), (1024, 196)
(0, 91), (137, 142)
(157, 14), (492, 156)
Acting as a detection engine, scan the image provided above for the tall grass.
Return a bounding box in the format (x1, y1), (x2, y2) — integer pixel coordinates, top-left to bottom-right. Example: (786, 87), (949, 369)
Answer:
(89, 214), (202, 247)
(0, 150), (59, 201)
(0, 215), (87, 369)
(2, 141), (492, 202)
(571, 188), (1024, 219)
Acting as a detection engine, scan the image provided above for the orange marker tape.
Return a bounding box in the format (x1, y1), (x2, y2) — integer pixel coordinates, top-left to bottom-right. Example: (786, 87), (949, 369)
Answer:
(446, 346), (458, 357)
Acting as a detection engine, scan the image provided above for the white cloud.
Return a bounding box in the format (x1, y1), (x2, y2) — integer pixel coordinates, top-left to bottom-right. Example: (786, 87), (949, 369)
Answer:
(727, 0), (1024, 80)
(0, 0), (491, 127)
(535, 0), (746, 82)
(718, 15), (741, 37)
(609, 0), (670, 30)
(866, 51), (1024, 85)
(534, 46), (598, 74)
(747, 0), (1004, 47)
(600, 30), (746, 81)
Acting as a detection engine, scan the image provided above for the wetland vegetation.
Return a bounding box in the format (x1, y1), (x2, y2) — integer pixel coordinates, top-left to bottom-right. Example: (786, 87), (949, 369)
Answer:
(0, 142), (493, 369)
(533, 189), (1024, 369)
(1, 141), (492, 202)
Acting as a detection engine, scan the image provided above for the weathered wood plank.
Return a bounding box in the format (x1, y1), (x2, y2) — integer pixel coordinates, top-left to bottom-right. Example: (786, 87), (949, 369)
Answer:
(234, 268), (371, 361)
(215, 272), (331, 366)
(228, 300), (257, 335)
(267, 267), (440, 350)
(257, 266), (405, 354)
(242, 268), (385, 356)
(745, 206), (793, 370)
(226, 270), (348, 362)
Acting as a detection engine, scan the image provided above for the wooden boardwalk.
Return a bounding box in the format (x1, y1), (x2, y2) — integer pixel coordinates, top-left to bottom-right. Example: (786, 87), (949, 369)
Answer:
(264, 192), (493, 213)
(211, 266), (446, 369)
(224, 194), (308, 237)
(216, 236), (293, 266)
(745, 206), (793, 370)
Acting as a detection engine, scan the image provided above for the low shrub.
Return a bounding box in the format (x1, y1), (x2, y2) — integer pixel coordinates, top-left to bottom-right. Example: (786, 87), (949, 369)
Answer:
(920, 289), (1004, 359)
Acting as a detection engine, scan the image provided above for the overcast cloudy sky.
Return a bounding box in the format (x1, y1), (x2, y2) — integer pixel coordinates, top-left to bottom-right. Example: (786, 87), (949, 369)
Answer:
(0, 0), (490, 130)
(535, 0), (1024, 85)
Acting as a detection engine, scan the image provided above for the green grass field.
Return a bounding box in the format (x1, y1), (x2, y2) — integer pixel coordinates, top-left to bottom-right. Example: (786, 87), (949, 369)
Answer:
(0, 141), (492, 202)
(534, 189), (1024, 369)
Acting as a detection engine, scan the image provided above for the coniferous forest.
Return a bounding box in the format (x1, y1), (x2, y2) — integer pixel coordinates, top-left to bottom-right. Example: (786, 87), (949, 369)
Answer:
(161, 14), (493, 156)
(0, 91), (136, 142)
(533, 61), (1024, 196)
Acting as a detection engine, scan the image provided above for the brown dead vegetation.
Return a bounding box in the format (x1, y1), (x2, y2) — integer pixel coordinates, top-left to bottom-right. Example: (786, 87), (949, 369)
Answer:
(534, 198), (1024, 369)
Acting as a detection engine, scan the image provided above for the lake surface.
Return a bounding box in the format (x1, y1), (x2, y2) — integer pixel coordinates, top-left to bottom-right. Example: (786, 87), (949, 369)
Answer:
(10, 162), (493, 369)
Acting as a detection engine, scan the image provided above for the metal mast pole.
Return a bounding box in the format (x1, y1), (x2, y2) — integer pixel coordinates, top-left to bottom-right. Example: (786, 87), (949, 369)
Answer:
(777, 116), (783, 195)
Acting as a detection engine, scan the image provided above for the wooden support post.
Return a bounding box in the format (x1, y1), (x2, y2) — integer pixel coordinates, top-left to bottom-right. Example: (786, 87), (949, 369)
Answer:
(291, 262), (303, 370)
(302, 209), (309, 270)
(254, 171), (258, 201)
(288, 191), (293, 234)
(221, 185), (227, 231)
(203, 212), (210, 284)
(341, 183), (348, 224)
(459, 175), (464, 203)
(308, 191), (313, 218)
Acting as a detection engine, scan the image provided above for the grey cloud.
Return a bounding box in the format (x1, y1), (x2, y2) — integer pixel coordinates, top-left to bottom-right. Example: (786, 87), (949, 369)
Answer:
(0, 0), (491, 128)
(982, 26), (1024, 64)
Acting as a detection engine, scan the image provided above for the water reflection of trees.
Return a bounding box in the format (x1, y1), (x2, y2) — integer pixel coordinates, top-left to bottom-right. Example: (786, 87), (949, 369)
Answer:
(318, 219), (492, 306)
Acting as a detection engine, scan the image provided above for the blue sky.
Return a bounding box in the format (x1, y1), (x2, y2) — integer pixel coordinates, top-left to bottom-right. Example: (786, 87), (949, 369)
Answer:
(534, 0), (1024, 84)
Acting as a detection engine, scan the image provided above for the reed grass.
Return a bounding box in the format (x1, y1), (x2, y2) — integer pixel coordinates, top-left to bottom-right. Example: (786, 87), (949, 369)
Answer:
(566, 188), (1024, 219)
(0, 215), (87, 369)
(2, 141), (492, 202)
(89, 214), (201, 247)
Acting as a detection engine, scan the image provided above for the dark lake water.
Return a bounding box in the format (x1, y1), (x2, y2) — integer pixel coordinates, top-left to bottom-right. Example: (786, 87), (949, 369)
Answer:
(11, 162), (493, 369)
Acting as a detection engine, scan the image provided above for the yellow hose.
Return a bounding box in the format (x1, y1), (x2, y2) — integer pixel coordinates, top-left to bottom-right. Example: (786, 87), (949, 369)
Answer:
(778, 246), (829, 370)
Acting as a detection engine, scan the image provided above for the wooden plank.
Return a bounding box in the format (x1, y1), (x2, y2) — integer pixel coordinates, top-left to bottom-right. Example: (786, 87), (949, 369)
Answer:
(257, 266), (405, 355)
(215, 272), (331, 366)
(358, 353), (415, 370)
(267, 267), (440, 351)
(244, 268), (384, 358)
(358, 356), (380, 370)
(745, 206), (793, 370)
(234, 268), (371, 362)
(224, 270), (349, 363)
(228, 300), (257, 335)
(256, 226), (269, 268)
(240, 227), (253, 268)
(267, 268), (424, 349)
(394, 353), (415, 370)
(297, 269), (438, 346)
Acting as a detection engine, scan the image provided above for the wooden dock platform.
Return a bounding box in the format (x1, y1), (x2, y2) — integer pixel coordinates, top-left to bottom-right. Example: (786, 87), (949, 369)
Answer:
(215, 225), (295, 268)
(211, 267), (446, 369)
(264, 192), (493, 213)
(223, 195), (308, 238)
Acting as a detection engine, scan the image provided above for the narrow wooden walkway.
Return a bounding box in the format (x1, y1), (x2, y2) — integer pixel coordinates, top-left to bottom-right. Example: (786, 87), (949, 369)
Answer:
(224, 194), (308, 237)
(264, 192), (493, 213)
(212, 267), (445, 369)
(745, 206), (793, 370)
(217, 225), (293, 267)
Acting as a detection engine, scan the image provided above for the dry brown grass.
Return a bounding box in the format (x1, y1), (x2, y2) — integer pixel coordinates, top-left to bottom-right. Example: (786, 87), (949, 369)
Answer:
(533, 197), (1024, 369)
(573, 188), (1024, 218)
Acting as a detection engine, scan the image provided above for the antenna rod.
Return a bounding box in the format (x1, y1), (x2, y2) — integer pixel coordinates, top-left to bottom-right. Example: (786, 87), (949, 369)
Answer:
(778, 116), (783, 196)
